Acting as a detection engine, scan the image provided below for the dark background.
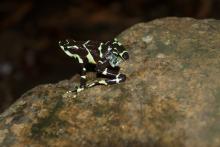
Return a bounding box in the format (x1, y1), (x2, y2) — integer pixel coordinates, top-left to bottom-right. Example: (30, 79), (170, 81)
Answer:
(0, 0), (219, 112)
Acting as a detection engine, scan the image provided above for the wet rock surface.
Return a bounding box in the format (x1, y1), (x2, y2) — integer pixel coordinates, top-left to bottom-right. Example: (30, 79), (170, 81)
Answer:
(0, 17), (220, 147)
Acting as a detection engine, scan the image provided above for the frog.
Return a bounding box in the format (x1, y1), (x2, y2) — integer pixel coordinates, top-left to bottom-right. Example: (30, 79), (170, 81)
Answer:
(59, 38), (129, 93)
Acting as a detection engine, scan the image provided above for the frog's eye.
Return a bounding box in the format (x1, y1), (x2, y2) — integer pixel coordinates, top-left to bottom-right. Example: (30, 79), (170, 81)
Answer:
(122, 52), (129, 60)
(119, 51), (129, 60)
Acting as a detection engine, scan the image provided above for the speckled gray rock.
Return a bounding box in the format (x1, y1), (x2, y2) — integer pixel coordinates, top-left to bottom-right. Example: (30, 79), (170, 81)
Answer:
(0, 17), (220, 147)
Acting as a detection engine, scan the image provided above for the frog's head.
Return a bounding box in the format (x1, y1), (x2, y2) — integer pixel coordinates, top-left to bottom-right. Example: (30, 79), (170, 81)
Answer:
(105, 38), (129, 67)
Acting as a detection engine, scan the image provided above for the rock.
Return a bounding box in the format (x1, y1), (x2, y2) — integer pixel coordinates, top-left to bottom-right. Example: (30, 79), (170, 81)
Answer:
(0, 17), (220, 147)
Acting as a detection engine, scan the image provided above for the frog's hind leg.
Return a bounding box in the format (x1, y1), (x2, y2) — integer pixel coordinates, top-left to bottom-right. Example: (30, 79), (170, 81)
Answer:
(87, 68), (126, 88)
(77, 63), (87, 92)
(64, 63), (87, 97)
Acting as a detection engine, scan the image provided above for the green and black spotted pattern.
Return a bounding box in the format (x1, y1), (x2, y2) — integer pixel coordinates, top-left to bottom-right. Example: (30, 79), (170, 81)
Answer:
(59, 38), (129, 93)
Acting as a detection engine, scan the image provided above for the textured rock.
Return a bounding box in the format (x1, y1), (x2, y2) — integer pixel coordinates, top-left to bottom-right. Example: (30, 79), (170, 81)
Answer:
(0, 17), (220, 147)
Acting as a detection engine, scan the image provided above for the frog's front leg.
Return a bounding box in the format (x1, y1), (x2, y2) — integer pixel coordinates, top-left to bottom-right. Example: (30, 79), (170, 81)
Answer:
(87, 62), (126, 88)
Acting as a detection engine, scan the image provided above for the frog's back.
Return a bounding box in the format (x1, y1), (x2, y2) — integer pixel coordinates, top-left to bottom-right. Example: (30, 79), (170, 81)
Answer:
(59, 40), (104, 64)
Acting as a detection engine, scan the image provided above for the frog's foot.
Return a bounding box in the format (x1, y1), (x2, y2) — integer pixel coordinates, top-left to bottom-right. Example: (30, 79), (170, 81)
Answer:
(75, 86), (85, 93)
(62, 90), (77, 98)
(63, 86), (85, 98)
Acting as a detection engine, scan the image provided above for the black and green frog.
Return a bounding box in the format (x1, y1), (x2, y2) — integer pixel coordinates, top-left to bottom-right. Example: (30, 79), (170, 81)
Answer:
(59, 38), (129, 93)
